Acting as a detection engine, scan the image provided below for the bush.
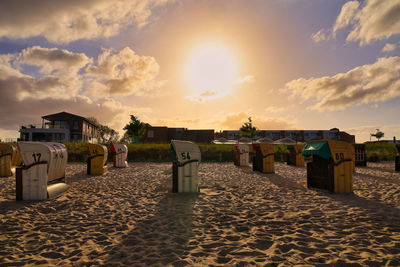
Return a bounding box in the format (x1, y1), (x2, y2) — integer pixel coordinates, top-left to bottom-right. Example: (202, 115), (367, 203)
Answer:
(126, 143), (173, 162)
(64, 142), (90, 162)
(367, 152), (380, 162)
(64, 142), (399, 163)
(366, 143), (397, 162)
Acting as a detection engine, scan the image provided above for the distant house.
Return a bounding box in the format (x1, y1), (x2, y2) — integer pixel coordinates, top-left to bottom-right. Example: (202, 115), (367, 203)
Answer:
(19, 111), (99, 143)
(140, 126), (214, 143)
(215, 128), (355, 143)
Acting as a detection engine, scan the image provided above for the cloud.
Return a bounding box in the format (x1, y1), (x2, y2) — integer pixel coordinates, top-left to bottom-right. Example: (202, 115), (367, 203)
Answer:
(16, 46), (92, 74)
(265, 106), (285, 114)
(311, 29), (331, 43)
(85, 47), (160, 96)
(314, 0), (400, 45)
(332, 1), (361, 35)
(0, 46), (161, 136)
(200, 91), (217, 97)
(284, 57), (400, 110)
(235, 75), (255, 84)
(185, 92), (218, 103)
(1, 46), (160, 99)
(219, 112), (295, 130)
(0, 0), (174, 44)
(381, 43), (397, 53)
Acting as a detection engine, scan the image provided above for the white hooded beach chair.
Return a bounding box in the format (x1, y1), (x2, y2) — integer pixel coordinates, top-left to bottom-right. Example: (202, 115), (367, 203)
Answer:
(16, 142), (68, 200)
(234, 144), (249, 166)
(110, 144), (128, 168)
(170, 140), (201, 193)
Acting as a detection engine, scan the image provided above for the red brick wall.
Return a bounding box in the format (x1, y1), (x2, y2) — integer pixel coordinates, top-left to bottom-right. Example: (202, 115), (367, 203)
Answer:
(140, 127), (168, 143)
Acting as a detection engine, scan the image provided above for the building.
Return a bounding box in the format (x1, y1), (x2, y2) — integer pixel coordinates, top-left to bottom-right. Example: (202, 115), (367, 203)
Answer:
(140, 126), (214, 143)
(215, 128), (355, 143)
(19, 112), (99, 143)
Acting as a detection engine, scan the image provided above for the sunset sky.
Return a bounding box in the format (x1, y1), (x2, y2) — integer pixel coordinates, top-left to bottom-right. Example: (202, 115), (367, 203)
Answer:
(0, 0), (399, 142)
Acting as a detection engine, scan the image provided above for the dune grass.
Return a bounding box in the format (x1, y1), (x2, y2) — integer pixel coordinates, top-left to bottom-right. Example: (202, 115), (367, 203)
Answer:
(365, 143), (399, 162)
(65, 142), (291, 162)
(64, 142), (398, 162)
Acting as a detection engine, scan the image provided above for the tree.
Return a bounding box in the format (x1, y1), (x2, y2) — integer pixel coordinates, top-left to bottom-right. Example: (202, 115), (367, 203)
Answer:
(86, 117), (119, 144)
(86, 117), (100, 127)
(99, 125), (119, 144)
(119, 132), (131, 143)
(371, 129), (384, 141)
(239, 117), (259, 139)
(123, 115), (146, 143)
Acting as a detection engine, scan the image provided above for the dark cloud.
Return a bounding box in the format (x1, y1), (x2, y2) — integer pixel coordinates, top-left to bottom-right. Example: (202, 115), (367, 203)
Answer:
(0, 46), (159, 134)
(0, 0), (174, 44)
(16, 46), (91, 74)
(85, 47), (159, 96)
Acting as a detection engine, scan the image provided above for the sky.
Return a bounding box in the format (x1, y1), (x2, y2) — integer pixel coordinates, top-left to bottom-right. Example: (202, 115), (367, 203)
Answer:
(0, 0), (399, 143)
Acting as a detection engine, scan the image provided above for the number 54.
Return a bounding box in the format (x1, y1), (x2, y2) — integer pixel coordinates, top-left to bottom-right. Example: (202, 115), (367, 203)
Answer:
(181, 152), (191, 160)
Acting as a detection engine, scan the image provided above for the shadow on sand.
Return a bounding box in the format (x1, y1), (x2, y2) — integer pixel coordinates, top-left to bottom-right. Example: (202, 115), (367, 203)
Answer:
(104, 192), (199, 266)
(261, 172), (306, 190)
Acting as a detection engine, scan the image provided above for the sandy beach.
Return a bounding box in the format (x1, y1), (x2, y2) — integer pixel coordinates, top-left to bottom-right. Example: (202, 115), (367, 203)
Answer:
(1, 162), (400, 266)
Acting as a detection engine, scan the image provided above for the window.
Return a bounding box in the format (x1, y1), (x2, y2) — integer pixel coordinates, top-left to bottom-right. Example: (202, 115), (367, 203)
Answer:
(147, 130), (154, 138)
(73, 121), (79, 129)
(53, 120), (68, 129)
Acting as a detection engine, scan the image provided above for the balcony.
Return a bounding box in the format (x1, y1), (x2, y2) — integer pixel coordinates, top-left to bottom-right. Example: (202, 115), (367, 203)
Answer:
(20, 123), (69, 130)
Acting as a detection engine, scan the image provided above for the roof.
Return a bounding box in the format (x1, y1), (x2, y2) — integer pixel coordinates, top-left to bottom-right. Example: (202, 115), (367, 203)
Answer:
(42, 111), (98, 127)
(273, 137), (297, 145)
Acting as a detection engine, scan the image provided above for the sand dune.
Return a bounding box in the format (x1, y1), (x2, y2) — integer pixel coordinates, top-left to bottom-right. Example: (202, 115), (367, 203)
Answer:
(1, 162), (400, 266)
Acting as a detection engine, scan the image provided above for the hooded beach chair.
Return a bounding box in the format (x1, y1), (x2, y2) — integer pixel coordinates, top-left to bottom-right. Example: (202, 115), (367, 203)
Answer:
(87, 143), (108, 175)
(170, 140), (201, 193)
(0, 143), (23, 177)
(252, 143), (274, 173)
(110, 144), (128, 168)
(16, 142), (68, 200)
(234, 144), (250, 166)
(303, 140), (353, 193)
(287, 144), (305, 167)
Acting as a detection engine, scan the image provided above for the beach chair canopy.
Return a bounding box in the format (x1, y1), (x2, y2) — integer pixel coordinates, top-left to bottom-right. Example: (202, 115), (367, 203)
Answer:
(396, 144), (400, 154)
(170, 140), (201, 164)
(88, 143), (107, 156)
(302, 141), (331, 159)
(17, 142), (68, 182)
(0, 143), (14, 157)
(303, 140), (353, 164)
(0, 143), (23, 167)
(253, 143), (274, 156)
(110, 143), (127, 154)
(88, 143), (108, 166)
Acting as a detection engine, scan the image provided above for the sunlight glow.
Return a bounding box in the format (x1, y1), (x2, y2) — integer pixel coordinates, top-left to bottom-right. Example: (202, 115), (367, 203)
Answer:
(184, 43), (238, 98)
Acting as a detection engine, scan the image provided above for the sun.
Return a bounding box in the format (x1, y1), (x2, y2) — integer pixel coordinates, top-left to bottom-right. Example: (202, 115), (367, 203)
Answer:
(184, 43), (238, 98)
